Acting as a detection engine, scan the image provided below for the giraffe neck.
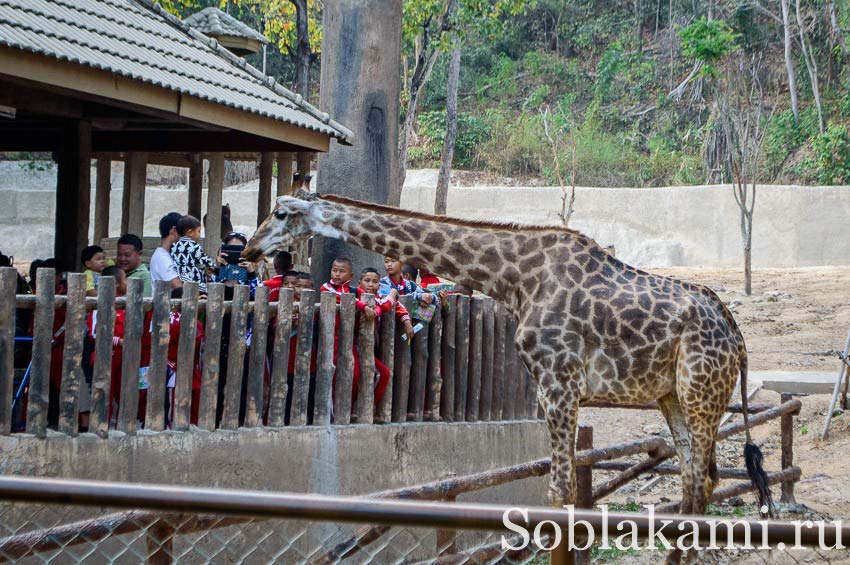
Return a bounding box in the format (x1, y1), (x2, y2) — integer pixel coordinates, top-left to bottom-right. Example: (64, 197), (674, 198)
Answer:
(313, 199), (530, 307)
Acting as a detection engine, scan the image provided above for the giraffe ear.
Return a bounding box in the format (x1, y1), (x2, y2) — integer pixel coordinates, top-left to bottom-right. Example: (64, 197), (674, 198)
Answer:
(294, 189), (319, 201)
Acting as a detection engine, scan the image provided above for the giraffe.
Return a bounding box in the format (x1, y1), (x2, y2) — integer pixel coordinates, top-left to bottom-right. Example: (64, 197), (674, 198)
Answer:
(243, 193), (772, 554)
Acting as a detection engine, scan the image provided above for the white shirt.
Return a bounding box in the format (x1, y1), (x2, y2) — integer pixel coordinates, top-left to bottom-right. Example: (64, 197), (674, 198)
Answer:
(150, 246), (179, 283)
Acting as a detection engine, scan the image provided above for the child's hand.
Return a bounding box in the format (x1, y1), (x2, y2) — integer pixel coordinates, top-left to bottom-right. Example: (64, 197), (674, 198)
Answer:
(216, 251), (228, 266)
(388, 288), (400, 302)
(363, 306), (377, 321)
(421, 293), (434, 305)
(402, 320), (415, 341)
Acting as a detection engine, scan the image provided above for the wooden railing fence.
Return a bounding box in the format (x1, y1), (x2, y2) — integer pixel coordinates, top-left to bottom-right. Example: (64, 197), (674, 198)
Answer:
(1, 267), (540, 436)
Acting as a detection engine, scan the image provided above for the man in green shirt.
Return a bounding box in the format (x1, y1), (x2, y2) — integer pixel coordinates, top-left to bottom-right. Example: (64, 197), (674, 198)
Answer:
(116, 233), (152, 297)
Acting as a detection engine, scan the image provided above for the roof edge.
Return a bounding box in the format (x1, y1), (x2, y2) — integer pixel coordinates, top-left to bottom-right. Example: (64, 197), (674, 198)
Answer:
(133, 0), (354, 146)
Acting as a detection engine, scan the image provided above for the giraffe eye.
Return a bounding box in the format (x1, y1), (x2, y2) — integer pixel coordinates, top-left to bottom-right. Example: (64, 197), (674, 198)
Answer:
(275, 210), (287, 220)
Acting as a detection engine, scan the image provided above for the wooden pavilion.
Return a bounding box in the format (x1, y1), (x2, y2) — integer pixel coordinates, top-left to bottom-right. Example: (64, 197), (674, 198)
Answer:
(0, 0), (352, 269)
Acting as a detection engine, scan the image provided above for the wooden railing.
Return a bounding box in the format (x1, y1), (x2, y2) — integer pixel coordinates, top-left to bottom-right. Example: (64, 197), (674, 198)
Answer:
(0, 267), (540, 437)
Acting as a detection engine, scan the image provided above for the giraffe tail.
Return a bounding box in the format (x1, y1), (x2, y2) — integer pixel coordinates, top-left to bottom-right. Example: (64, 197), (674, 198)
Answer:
(740, 352), (775, 517)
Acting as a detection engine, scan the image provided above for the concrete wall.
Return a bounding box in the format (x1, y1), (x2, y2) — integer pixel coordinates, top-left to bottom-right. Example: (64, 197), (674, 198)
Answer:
(3, 162), (850, 268)
(0, 421), (549, 504)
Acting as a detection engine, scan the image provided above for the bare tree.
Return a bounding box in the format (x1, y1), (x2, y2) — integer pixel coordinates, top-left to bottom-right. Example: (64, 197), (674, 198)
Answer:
(780, 0), (799, 121)
(434, 42), (461, 215)
(721, 54), (771, 296)
(795, 0), (825, 133)
(540, 106), (576, 228)
(290, 0), (314, 178)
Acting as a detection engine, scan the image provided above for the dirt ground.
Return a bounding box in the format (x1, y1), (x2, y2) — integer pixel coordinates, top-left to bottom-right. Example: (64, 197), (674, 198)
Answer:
(576, 267), (850, 562)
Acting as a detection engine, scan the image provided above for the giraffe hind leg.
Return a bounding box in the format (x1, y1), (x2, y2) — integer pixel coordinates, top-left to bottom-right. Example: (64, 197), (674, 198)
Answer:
(657, 393), (693, 565)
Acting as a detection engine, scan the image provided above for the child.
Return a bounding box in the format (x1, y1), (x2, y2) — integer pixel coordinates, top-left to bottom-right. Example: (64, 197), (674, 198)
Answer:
(293, 272), (314, 302)
(360, 268), (414, 340)
(419, 269), (441, 288)
(381, 257), (436, 306)
(81, 245), (108, 297)
(401, 264), (418, 283)
(262, 251), (294, 302)
(171, 215), (220, 294)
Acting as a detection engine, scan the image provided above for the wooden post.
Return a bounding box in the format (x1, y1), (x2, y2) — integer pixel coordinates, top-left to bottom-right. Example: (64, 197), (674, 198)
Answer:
(244, 286), (270, 428)
(574, 424), (594, 565)
(354, 293), (377, 424)
(276, 152), (294, 197)
(94, 158), (111, 244)
(291, 289), (317, 426)
(146, 282), (171, 432)
(392, 296), (413, 423)
(780, 392), (796, 503)
(118, 278), (144, 432)
(0, 269), (15, 435)
(146, 519), (174, 565)
(491, 303), (506, 421)
(221, 285), (249, 429)
(204, 155), (224, 257)
(258, 152), (274, 226)
(454, 295), (470, 422)
(426, 300), (442, 421)
(465, 297), (483, 421)
(268, 288), (294, 427)
(198, 283), (224, 431)
(187, 155), (203, 220)
(436, 494), (458, 556)
(26, 268), (55, 437)
(375, 295), (395, 423)
(89, 276), (115, 437)
(314, 292), (337, 426)
(58, 273), (86, 435)
(408, 311), (429, 422)
(334, 293), (356, 424)
(479, 298), (495, 421)
(439, 294), (457, 422)
(121, 152), (147, 236)
(173, 282), (199, 431)
(55, 121), (92, 270)
(503, 315), (518, 420)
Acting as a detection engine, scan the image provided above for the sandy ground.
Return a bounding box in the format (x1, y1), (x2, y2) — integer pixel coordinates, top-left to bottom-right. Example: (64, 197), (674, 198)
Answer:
(574, 267), (850, 562)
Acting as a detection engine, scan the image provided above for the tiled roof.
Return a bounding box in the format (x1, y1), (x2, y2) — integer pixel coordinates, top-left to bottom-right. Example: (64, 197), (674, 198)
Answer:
(183, 7), (267, 44)
(0, 0), (353, 145)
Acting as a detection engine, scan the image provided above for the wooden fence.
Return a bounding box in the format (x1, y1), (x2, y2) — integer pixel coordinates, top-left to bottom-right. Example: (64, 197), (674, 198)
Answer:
(0, 268), (540, 437)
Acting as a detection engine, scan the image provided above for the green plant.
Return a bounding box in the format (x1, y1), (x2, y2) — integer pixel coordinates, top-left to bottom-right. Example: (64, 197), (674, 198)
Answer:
(801, 124), (850, 185)
(679, 17), (739, 77)
(801, 424), (809, 435)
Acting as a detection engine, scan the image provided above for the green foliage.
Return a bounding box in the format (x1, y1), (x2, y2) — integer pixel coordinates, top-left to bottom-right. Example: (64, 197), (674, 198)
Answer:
(594, 41), (623, 101)
(801, 124), (850, 185)
(679, 18), (739, 77)
(410, 110), (491, 167)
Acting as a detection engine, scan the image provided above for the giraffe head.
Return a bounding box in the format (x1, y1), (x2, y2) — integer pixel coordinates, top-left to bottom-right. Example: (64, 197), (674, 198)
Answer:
(243, 192), (342, 261)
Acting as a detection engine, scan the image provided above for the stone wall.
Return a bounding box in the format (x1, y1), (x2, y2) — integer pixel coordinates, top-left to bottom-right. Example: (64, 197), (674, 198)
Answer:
(3, 162), (850, 268)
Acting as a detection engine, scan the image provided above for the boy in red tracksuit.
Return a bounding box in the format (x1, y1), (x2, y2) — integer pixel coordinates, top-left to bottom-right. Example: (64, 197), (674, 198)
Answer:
(320, 258), (391, 407)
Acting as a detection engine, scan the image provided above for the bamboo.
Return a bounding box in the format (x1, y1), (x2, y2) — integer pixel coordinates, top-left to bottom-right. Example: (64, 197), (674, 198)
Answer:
(454, 295), (470, 422)
(145, 282), (172, 432)
(439, 294), (457, 422)
(26, 268), (55, 437)
(0, 269), (15, 435)
(89, 276), (115, 437)
(118, 278), (144, 433)
(425, 300), (442, 421)
(291, 289), (317, 426)
(354, 293), (377, 424)
(221, 285), (249, 430)
(465, 297), (483, 421)
(334, 293), (356, 424)
(479, 298), (495, 421)
(244, 286), (270, 428)
(172, 282), (199, 431)
(268, 288), (294, 427)
(58, 273), (86, 436)
(491, 303), (506, 421)
(375, 295), (395, 423)
(314, 292), (337, 426)
(198, 283), (224, 431)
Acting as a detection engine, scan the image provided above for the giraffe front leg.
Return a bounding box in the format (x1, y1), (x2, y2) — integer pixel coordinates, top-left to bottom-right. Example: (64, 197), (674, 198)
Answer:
(539, 382), (581, 507)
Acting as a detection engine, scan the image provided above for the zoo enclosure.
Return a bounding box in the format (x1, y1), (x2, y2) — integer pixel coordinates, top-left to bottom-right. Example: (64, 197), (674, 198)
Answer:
(0, 267), (539, 436)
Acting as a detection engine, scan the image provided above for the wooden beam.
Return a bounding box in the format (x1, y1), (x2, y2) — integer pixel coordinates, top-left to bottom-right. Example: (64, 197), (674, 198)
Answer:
(276, 152), (293, 197)
(93, 130), (311, 153)
(95, 152), (193, 168)
(258, 152), (274, 226)
(188, 154), (203, 220)
(205, 155), (224, 257)
(54, 121), (92, 271)
(121, 152), (147, 236)
(94, 159), (111, 243)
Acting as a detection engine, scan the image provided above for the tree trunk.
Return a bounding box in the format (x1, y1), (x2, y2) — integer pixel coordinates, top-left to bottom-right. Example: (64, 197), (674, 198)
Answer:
(434, 46), (461, 216)
(829, 1), (849, 56)
(315, 0), (402, 279)
(780, 0), (799, 121)
(291, 0), (314, 179)
(743, 205), (753, 296)
(795, 0), (824, 133)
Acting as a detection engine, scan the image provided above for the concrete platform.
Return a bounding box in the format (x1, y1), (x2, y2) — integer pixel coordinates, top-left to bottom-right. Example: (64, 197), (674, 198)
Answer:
(751, 371), (840, 394)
